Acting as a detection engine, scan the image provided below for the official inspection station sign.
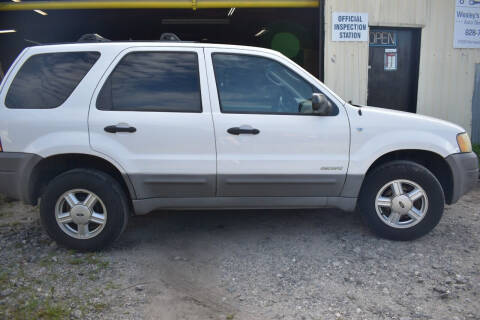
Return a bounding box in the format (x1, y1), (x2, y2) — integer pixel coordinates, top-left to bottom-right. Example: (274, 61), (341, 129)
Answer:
(454, 0), (480, 48)
(332, 12), (369, 42)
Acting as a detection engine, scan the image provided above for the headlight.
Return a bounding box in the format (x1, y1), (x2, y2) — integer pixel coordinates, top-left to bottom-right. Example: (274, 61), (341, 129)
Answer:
(457, 132), (472, 153)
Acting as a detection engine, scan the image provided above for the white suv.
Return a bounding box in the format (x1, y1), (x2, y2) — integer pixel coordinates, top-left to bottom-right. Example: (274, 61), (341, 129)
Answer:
(0, 40), (477, 250)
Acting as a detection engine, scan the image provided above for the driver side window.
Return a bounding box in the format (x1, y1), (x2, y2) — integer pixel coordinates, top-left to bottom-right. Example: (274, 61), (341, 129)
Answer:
(212, 53), (320, 115)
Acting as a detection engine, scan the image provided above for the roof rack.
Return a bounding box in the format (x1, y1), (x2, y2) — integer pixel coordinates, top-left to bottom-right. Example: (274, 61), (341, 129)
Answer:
(76, 33), (182, 43)
(77, 32), (186, 42)
(159, 33), (181, 41)
(77, 33), (110, 43)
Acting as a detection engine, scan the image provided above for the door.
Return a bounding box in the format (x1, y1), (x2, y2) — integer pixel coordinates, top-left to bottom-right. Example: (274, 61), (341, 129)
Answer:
(204, 48), (350, 197)
(89, 47), (216, 199)
(367, 28), (421, 112)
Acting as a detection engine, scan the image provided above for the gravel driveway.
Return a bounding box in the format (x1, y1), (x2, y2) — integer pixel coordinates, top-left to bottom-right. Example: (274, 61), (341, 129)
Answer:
(0, 183), (479, 320)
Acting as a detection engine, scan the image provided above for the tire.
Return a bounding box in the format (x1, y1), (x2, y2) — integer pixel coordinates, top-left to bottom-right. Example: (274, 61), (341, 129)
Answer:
(358, 161), (445, 241)
(40, 169), (129, 251)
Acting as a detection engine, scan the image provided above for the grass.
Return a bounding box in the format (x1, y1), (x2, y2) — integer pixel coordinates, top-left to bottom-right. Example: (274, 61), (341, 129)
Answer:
(0, 271), (9, 287)
(0, 211), (13, 218)
(0, 274), (69, 320)
(67, 257), (84, 265)
(7, 297), (69, 320)
(67, 253), (109, 268)
(0, 262), (109, 319)
(473, 144), (480, 165)
(93, 302), (108, 312)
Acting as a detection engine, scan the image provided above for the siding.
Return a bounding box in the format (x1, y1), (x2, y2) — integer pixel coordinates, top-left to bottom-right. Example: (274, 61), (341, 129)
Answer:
(324, 0), (480, 134)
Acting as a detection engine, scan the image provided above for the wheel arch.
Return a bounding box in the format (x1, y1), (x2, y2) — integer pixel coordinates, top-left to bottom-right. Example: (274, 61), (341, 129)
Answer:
(361, 149), (454, 204)
(27, 153), (136, 206)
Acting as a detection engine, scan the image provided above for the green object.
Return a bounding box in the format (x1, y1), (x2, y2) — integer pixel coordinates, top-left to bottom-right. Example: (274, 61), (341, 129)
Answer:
(271, 32), (300, 58)
(473, 144), (480, 166)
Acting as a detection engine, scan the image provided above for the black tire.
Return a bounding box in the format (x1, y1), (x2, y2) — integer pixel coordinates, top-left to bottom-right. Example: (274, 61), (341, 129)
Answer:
(358, 161), (445, 241)
(40, 169), (129, 251)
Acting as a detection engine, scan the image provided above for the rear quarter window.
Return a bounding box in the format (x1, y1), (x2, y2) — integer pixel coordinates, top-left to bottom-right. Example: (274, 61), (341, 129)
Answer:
(5, 51), (100, 109)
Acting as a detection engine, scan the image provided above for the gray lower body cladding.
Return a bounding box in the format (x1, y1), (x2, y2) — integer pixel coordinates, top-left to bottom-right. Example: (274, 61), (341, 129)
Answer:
(128, 174), (216, 198)
(132, 196), (358, 215)
(2, 151), (477, 214)
(130, 173), (359, 214)
(129, 174), (350, 198)
(217, 174), (347, 197)
(0, 152), (42, 204)
(0, 152), (359, 211)
(445, 152), (479, 204)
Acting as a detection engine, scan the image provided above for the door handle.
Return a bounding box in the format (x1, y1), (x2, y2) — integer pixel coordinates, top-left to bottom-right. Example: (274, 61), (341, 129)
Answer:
(104, 125), (137, 133)
(227, 127), (260, 135)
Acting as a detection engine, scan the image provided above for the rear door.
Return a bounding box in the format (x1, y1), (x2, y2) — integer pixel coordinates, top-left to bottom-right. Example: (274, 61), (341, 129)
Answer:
(88, 47), (216, 199)
(204, 48), (350, 197)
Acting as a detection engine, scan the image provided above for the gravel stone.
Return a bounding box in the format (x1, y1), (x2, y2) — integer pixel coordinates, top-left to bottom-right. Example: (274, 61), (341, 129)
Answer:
(455, 274), (466, 284)
(0, 289), (13, 297)
(72, 309), (82, 318)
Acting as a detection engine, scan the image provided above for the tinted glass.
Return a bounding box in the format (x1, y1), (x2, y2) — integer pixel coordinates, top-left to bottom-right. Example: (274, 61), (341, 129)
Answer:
(212, 53), (318, 115)
(97, 52), (201, 112)
(5, 52), (100, 109)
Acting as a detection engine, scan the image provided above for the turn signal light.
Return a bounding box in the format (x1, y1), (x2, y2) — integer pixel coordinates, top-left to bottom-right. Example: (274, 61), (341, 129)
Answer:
(457, 133), (472, 153)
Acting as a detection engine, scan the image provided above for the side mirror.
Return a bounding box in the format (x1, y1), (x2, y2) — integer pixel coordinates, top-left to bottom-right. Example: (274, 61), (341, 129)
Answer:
(312, 93), (333, 116)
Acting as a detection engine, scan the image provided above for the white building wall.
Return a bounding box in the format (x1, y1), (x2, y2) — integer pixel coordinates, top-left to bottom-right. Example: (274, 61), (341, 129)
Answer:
(324, 0), (480, 134)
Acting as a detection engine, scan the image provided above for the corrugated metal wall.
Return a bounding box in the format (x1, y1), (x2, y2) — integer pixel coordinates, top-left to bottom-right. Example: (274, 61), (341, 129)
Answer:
(324, 0), (480, 134)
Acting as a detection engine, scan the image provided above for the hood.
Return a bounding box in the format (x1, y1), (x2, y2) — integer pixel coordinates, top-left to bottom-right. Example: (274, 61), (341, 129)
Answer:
(349, 104), (466, 134)
(344, 104), (465, 159)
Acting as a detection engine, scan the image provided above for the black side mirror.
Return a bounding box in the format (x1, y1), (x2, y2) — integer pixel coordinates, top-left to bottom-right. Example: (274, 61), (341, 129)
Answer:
(312, 93), (333, 116)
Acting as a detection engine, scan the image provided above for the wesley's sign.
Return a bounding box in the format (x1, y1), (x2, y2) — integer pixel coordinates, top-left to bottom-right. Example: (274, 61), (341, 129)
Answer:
(332, 12), (369, 42)
(454, 0), (480, 48)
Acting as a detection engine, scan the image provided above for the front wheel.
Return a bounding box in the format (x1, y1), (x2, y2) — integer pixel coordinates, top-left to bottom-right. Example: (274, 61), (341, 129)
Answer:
(40, 169), (129, 251)
(358, 161), (445, 241)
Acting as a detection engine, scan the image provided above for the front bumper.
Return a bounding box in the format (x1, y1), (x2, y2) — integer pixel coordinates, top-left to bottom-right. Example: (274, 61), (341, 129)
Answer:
(0, 152), (42, 203)
(445, 152), (479, 204)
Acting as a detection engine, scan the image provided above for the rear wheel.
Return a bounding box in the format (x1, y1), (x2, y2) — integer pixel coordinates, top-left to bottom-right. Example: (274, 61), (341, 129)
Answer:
(40, 169), (129, 251)
(359, 161), (445, 240)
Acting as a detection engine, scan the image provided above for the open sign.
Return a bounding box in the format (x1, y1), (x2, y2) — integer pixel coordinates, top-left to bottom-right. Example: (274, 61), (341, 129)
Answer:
(369, 31), (398, 47)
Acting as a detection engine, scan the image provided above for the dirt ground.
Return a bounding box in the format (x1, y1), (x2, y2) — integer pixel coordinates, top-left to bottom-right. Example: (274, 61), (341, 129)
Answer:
(0, 183), (479, 320)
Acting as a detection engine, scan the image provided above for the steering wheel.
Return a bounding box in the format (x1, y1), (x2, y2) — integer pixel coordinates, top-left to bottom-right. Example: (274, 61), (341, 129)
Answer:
(265, 69), (298, 113)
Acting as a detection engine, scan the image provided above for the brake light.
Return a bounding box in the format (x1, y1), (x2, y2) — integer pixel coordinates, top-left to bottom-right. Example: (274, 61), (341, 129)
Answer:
(0, 137), (2, 152)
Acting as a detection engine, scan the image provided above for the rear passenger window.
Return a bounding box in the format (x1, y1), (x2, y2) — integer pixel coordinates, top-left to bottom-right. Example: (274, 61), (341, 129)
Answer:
(97, 52), (202, 112)
(5, 52), (100, 109)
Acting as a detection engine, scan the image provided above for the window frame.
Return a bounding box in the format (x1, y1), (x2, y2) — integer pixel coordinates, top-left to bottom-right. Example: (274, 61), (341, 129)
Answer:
(96, 50), (203, 113)
(211, 52), (339, 117)
(4, 51), (101, 110)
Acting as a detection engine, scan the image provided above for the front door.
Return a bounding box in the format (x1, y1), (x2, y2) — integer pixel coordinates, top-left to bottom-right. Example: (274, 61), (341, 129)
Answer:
(367, 27), (421, 112)
(88, 47), (216, 199)
(204, 48), (350, 197)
